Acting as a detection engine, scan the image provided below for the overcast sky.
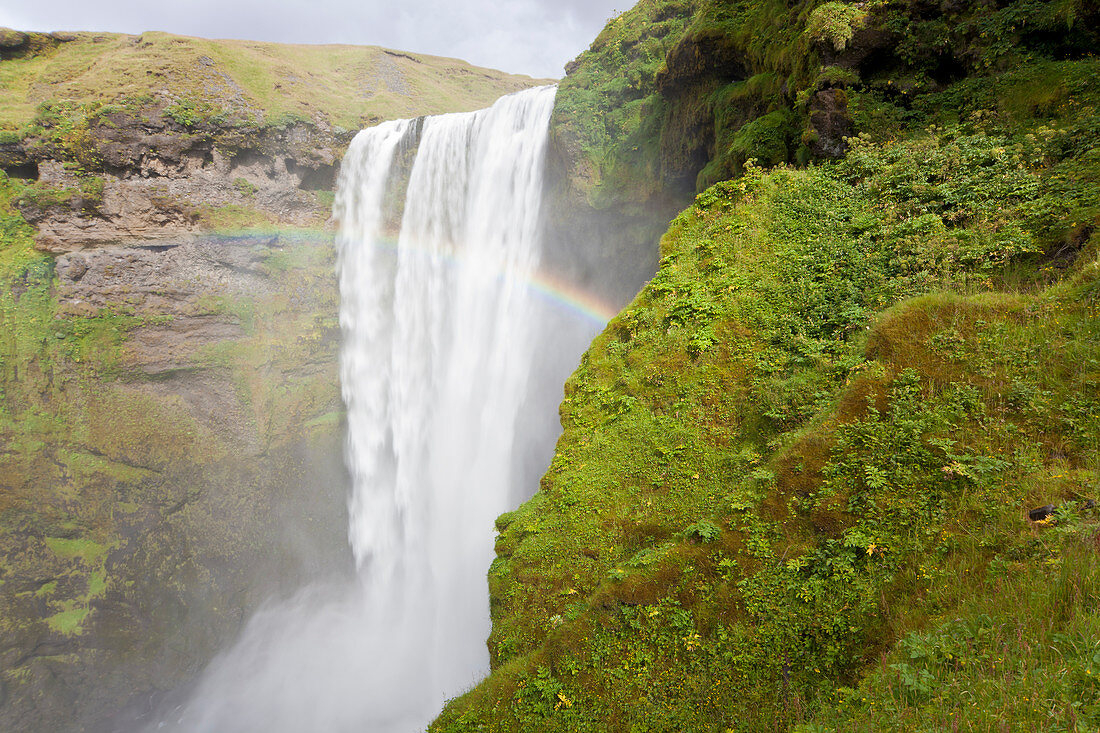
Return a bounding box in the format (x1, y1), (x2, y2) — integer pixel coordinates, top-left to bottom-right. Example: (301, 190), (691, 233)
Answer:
(0, 0), (626, 78)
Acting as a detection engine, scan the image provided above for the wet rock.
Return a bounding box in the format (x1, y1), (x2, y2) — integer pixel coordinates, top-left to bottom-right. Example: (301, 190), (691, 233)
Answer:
(809, 3), (897, 72)
(0, 140), (33, 172)
(807, 88), (854, 159)
(1028, 504), (1056, 522)
(656, 28), (745, 94)
(15, 104), (351, 252)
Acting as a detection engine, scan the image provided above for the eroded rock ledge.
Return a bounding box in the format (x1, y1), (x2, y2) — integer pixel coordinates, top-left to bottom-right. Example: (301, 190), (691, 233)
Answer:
(3, 102), (350, 252)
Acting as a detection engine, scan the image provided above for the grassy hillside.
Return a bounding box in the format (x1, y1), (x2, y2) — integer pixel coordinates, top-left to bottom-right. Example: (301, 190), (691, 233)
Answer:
(0, 29), (546, 133)
(433, 1), (1100, 730)
(551, 0), (1100, 201)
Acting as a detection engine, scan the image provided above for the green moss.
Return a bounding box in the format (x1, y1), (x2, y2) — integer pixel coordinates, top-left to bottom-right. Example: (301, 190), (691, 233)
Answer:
(46, 606), (90, 635)
(551, 0), (698, 206)
(232, 177), (258, 197)
(86, 569), (107, 598)
(198, 203), (276, 230)
(805, 1), (867, 52)
(433, 30), (1100, 726)
(58, 448), (153, 484)
(44, 537), (107, 563)
(303, 410), (342, 429)
(806, 541), (1100, 729)
(164, 97), (227, 128)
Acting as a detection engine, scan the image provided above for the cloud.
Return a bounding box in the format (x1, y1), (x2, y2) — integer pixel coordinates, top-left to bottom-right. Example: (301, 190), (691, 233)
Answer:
(0, 0), (621, 78)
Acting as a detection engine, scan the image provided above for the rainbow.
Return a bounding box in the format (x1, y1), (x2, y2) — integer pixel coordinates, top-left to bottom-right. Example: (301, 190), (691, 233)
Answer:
(527, 269), (620, 326)
(208, 227), (621, 328)
(364, 232), (622, 327)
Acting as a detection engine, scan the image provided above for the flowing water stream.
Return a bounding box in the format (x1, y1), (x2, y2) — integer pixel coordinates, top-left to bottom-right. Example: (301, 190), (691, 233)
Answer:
(156, 85), (570, 732)
(337, 83), (558, 720)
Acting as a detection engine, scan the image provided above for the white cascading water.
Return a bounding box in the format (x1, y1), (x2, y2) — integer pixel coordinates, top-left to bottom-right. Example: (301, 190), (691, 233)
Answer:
(155, 85), (558, 733)
(339, 83), (558, 711)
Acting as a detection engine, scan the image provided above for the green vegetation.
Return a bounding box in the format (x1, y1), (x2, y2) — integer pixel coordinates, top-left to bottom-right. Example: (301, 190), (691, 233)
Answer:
(0, 30), (545, 133)
(199, 202), (276, 230)
(46, 606), (90, 635)
(550, 0), (698, 208)
(233, 177), (258, 197)
(805, 2), (867, 52)
(553, 0), (1100, 202)
(433, 1), (1100, 729)
(44, 537), (107, 562)
(811, 541), (1100, 729)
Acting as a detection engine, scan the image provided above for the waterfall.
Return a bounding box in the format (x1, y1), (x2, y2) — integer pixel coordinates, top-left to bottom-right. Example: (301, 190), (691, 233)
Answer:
(338, 83), (558, 715)
(154, 85), (561, 733)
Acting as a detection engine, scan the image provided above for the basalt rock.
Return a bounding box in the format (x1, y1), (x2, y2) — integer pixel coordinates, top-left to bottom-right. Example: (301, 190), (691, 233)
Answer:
(14, 105), (352, 252)
(0, 230), (352, 733)
(656, 27), (747, 192)
(2, 96), (356, 733)
(817, 20), (897, 71)
(1029, 504), (1057, 522)
(807, 87), (854, 158)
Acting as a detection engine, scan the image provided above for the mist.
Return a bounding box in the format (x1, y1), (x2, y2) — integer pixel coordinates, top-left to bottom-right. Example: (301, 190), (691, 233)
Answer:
(118, 85), (609, 732)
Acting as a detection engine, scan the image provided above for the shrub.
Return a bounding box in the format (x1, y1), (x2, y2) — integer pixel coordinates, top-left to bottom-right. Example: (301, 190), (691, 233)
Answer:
(806, 2), (869, 52)
(233, 177), (257, 197)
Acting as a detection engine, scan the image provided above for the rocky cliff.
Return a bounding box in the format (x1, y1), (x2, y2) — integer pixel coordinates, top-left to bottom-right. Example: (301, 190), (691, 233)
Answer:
(0, 29), (545, 731)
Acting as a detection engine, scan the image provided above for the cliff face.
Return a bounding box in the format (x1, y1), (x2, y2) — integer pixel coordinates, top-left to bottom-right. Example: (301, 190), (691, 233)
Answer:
(0, 29), (544, 254)
(0, 30), (545, 731)
(434, 1), (1100, 731)
(543, 0), (1100, 302)
(9, 108), (346, 252)
(0, 217), (350, 732)
(540, 0), (699, 309)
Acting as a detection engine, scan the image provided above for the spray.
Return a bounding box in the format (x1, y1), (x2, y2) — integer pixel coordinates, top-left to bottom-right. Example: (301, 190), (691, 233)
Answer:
(155, 86), (561, 733)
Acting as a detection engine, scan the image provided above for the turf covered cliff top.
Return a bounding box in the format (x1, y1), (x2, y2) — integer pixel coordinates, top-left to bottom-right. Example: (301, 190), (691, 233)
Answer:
(0, 28), (548, 132)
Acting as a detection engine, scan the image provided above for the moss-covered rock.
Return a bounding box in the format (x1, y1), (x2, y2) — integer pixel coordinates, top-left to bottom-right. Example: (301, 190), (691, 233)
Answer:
(544, 0), (1100, 307)
(0, 169), (358, 728)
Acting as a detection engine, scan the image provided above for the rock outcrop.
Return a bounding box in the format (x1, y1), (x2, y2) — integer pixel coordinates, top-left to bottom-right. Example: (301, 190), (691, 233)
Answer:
(8, 108), (347, 252)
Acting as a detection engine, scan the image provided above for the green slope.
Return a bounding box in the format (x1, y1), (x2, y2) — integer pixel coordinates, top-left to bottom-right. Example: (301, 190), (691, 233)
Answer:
(0, 29), (547, 132)
(432, 0), (1100, 730)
